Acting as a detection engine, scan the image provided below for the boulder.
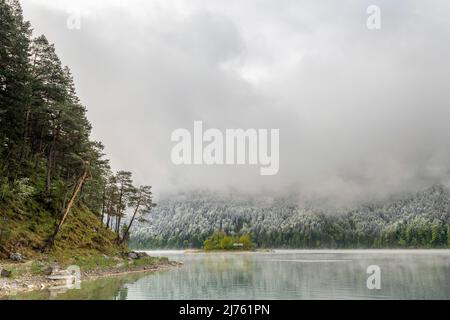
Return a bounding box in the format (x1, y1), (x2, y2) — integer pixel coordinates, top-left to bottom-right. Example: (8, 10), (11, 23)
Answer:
(128, 251), (148, 259)
(10, 252), (24, 262)
(137, 252), (148, 258)
(121, 251), (144, 260)
(0, 269), (12, 278)
(128, 252), (139, 260)
(43, 267), (54, 276)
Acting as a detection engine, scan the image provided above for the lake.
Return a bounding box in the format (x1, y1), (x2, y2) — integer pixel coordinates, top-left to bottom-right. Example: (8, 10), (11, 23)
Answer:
(11, 250), (450, 300)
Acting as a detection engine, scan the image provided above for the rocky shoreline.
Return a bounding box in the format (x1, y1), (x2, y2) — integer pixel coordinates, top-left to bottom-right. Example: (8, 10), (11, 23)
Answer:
(0, 252), (182, 298)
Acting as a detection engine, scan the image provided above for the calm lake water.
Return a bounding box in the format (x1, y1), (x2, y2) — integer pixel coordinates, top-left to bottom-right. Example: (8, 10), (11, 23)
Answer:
(11, 250), (450, 300)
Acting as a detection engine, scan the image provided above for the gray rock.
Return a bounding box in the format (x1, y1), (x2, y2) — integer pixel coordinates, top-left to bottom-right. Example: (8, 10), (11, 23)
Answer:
(1, 269), (12, 278)
(43, 267), (54, 276)
(137, 252), (148, 258)
(10, 252), (24, 262)
(128, 252), (139, 260)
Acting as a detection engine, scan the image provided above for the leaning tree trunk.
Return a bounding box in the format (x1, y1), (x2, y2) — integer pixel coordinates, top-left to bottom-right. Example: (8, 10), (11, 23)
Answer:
(42, 166), (89, 252)
(119, 199), (142, 245)
(115, 186), (125, 234)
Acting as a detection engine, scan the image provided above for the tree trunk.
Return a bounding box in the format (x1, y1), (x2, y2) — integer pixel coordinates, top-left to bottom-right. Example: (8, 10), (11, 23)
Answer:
(116, 215), (121, 234)
(42, 166), (88, 252)
(115, 185), (125, 234)
(120, 199), (141, 245)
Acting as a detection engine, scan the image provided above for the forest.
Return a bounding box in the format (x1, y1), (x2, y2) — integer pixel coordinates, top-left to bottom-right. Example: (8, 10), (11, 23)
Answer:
(0, 0), (153, 258)
(130, 185), (450, 249)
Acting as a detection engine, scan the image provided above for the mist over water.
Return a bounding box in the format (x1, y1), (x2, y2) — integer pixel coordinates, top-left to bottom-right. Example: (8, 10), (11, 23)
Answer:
(11, 250), (450, 300)
(129, 250), (450, 300)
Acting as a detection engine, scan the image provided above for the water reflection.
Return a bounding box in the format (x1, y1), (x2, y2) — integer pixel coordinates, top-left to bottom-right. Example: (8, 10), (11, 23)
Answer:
(9, 250), (450, 300)
(123, 250), (450, 300)
(8, 273), (144, 300)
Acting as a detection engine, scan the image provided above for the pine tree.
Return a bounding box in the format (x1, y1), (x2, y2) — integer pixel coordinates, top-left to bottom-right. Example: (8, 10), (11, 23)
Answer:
(1, 0), (152, 251)
(120, 185), (155, 244)
(114, 171), (134, 234)
(0, 0), (32, 175)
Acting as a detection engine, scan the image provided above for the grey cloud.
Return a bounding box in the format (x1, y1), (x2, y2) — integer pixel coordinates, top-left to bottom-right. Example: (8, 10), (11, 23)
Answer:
(20, 0), (450, 205)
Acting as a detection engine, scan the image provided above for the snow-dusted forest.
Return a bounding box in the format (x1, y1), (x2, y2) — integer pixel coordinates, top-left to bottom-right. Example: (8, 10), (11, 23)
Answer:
(130, 185), (450, 249)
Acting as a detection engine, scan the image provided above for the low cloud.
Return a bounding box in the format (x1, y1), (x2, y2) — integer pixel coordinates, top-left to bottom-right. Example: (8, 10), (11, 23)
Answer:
(21, 0), (450, 204)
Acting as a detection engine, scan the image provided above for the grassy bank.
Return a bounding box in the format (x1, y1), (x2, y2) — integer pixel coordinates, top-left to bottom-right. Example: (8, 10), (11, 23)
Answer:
(0, 199), (179, 297)
(0, 254), (180, 297)
(0, 198), (124, 261)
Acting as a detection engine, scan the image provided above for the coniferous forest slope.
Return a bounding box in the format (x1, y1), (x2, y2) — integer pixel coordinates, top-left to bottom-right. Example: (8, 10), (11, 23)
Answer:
(130, 185), (450, 249)
(0, 0), (155, 262)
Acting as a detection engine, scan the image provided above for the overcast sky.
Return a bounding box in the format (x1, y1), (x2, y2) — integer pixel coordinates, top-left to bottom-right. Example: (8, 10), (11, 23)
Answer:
(20, 0), (450, 204)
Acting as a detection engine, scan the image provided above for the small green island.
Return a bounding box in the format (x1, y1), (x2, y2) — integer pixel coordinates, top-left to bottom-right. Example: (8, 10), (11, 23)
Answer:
(202, 232), (255, 251)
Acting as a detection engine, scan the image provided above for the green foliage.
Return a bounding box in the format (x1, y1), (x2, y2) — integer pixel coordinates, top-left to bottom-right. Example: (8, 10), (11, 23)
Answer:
(0, 0), (155, 257)
(219, 236), (234, 250)
(0, 197), (123, 260)
(203, 232), (255, 251)
(72, 255), (119, 271)
(30, 261), (45, 275)
(447, 226), (450, 247)
(238, 234), (254, 249)
(131, 255), (169, 267)
(0, 178), (35, 204)
(0, 0), (108, 214)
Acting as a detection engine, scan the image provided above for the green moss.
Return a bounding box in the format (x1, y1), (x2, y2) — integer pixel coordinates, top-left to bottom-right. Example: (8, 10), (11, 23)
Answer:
(70, 255), (118, 271)
(8, 266), (27, 279)
(0, 198), (125, 263)
(30, 261), (45, 275)
(131, 256), (169, 267)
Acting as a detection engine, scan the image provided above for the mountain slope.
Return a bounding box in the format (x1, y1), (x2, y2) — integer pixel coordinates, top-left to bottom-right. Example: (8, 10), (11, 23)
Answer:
(0, 198), (122, 261)
(130, 186), (450, 249)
